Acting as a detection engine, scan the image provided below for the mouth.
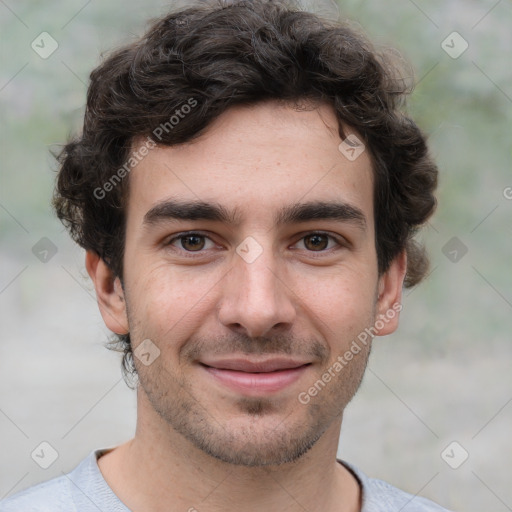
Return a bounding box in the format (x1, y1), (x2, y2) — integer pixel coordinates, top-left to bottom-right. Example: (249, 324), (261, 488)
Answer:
(199, 358), (312, 395)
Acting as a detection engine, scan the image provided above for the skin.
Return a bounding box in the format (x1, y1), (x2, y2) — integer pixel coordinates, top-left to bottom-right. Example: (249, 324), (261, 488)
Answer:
(86, 100), (407, 512)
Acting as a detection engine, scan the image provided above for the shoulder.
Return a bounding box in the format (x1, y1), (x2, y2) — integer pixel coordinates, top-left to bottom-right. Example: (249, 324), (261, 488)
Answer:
(339, 460), (453, 512)
(0, 474), (73, 512)
(0, 448), (114, 512)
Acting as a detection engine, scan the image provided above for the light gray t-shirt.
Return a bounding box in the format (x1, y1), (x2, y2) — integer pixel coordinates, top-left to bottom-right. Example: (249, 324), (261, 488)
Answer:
(0, 448), (452, 511)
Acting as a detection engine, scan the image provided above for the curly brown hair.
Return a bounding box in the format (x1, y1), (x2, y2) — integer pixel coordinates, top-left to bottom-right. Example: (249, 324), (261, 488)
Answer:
(53, 0), (437, 383)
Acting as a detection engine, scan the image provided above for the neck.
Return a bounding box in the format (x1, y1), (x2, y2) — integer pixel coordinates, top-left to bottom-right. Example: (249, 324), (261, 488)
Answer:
(98, 388), (361, 512)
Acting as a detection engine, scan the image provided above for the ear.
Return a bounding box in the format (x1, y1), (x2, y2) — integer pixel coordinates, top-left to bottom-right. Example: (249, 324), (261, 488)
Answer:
(85, 251), (129, 335)
(374, 249), (407, 336)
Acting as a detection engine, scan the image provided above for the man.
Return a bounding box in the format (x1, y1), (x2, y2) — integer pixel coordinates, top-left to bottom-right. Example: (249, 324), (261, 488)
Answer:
(1, 0), (451, 510)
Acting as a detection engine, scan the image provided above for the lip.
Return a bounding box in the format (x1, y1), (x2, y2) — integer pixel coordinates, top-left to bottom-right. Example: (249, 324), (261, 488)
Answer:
(200, 357), (310, 373)
(200, 358), (311, 395)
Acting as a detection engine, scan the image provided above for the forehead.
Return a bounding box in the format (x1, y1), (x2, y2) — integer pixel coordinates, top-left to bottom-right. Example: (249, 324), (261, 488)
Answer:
(126, 101), (374, 229)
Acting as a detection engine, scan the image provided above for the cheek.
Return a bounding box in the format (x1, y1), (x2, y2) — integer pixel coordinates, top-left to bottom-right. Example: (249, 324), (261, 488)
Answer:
(125, 264), (221, 342)
(294, 267), (377, 341)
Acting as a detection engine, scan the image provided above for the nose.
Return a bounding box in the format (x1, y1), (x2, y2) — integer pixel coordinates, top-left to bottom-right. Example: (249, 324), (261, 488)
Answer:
(217, 244), (296, 339)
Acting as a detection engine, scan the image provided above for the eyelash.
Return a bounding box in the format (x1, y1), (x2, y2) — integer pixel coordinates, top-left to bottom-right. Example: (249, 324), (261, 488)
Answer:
(165, 231), (346, 257)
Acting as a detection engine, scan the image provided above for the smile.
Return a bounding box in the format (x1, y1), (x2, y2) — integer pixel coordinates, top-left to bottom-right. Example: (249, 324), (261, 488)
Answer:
(199, 359), (312, 395)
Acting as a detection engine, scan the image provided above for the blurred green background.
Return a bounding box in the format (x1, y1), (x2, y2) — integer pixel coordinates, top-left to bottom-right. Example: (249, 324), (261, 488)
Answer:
(1, 1), (511, 511)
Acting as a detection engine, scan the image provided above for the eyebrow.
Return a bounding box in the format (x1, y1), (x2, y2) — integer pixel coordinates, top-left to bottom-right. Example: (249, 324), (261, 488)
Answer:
(143, 198), (367, 231)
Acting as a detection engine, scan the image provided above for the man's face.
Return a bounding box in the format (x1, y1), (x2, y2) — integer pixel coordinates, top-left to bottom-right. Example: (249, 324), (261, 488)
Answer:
(102, 101), (403, 466)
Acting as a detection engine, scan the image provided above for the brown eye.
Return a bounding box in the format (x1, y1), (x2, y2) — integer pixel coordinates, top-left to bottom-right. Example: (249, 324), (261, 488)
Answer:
(303, 233), (330, 251)
(180, 234), (206, 251)
(167, 232), (215, 253)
